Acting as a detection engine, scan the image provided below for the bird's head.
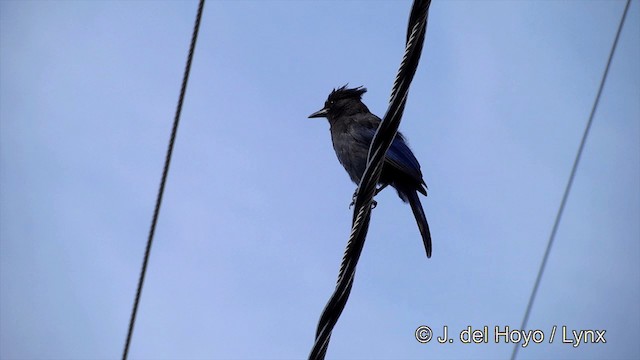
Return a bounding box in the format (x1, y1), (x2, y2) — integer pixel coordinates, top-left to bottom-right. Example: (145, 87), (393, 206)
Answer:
(308, 85), (369, 120)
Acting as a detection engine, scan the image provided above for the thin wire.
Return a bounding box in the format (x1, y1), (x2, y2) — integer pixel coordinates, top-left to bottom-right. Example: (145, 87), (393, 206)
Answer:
(511, 1), (631, 359)
(122, 1), (205, 358)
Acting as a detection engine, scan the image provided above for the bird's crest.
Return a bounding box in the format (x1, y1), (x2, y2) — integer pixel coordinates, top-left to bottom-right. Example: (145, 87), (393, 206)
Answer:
(327, 85), (367, 103)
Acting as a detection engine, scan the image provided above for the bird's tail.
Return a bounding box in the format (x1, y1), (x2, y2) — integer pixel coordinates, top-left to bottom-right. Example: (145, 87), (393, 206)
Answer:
(406, 190), (432, 258)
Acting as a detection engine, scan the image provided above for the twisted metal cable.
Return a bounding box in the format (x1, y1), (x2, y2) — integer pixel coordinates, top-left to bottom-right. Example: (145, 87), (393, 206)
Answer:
(309, 1), (431, 359)
(122, 1), (205, 358)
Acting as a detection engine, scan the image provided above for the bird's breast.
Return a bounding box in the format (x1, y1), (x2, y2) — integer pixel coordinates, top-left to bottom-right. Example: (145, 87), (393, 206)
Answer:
(330, 128), (370, 184)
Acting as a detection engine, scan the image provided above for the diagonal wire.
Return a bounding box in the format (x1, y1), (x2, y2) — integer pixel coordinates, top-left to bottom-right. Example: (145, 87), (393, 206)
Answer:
(511, 0), (631, 359)
(122, 1), (205, 359)
(309, 1), (431, 359)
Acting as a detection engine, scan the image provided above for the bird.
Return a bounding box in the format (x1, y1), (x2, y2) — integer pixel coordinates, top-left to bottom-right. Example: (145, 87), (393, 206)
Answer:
(309, 85), (432, 258)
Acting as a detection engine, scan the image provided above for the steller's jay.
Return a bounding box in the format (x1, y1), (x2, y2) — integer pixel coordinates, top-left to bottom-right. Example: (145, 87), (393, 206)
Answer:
(309, 85), (432, 258)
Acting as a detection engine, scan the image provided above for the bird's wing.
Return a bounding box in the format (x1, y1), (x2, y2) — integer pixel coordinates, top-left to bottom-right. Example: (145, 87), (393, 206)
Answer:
(350, 116), (424, 184)
(385, 132), (424, 183)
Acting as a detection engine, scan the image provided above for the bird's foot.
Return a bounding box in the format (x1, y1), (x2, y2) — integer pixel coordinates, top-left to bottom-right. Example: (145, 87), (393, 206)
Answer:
(349, 187), (382, 209)
(349, 197), (377, 210)
(349, 192), (357, 209)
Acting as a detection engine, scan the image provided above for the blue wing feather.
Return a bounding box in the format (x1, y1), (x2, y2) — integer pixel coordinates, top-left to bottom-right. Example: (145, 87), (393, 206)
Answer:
(386, 133), (424, 183)
(349, 121), (424, 186)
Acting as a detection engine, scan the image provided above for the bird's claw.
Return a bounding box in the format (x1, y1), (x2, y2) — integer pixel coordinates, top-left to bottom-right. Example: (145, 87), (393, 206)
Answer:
(349, 191), (358, 209)
(349, 187), (378, 209)
(349, 198), (377, 210)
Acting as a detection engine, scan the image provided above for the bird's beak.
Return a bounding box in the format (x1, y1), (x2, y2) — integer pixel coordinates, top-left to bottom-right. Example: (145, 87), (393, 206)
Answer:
(308, 108), (329, 118)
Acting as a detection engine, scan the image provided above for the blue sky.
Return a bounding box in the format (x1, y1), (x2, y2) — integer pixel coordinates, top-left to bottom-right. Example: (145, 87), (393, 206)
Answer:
(1, 1), (638, 359)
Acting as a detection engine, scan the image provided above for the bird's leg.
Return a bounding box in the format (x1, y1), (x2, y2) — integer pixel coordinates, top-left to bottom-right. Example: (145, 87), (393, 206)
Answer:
(375, 183), (389, 196)
(367, 184), (389, 209)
